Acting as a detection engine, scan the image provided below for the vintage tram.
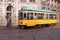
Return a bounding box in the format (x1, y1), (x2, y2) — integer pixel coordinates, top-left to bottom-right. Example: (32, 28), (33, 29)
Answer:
(18, 6), (57, 28)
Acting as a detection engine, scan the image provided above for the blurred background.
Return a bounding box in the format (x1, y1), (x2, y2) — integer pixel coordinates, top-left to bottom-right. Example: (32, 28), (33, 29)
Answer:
(0, 0), (60, 27)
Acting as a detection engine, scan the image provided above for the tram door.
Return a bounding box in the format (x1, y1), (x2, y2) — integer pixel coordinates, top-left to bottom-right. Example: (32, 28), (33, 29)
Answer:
(6, 4), (13, 27)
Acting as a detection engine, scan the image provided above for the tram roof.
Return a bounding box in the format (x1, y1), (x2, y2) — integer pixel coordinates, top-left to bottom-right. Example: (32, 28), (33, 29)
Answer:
(22, 5), (56, 13)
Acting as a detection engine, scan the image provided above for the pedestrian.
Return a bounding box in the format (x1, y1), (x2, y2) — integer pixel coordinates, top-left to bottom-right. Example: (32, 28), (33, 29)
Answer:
(6, 3), (13, 29)
(6, 13), (11, 28)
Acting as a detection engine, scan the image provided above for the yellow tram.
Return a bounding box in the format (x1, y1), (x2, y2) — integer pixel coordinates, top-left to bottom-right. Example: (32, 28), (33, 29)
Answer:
(18, 6), (57, 28)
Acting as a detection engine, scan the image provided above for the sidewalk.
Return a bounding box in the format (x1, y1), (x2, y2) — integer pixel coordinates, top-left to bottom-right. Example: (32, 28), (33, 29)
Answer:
(0, 26), (7, 29)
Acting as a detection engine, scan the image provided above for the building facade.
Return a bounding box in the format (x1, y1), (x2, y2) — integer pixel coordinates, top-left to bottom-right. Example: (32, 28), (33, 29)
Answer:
(0, 0), (60, 26)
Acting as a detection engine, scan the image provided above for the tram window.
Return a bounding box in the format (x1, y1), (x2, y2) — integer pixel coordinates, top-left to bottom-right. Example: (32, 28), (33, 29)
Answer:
(37, 13), (44, 19)
(55, 15), (56, 19)
(19, 12), (23, 20)
(49, 14), (53, 19)
(49, 14), (56, 19)
(34, 13), (37, 19)
(35, 13), (36, 16)
(46, 14), (48, 19)
(23, 13), (26, 19)
(27, 13), (33, 20)
(53, 14), (56, 19)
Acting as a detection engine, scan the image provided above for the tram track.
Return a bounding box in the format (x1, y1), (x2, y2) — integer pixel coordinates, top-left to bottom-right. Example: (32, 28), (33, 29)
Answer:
(0, 23), (59, 40)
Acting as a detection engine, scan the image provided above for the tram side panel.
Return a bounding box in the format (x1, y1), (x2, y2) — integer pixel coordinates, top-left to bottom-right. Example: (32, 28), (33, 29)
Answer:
(18, 11), (58, 27)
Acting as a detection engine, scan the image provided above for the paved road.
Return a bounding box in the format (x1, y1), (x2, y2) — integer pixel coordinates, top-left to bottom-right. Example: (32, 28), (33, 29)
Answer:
(0, 24), (60, 40)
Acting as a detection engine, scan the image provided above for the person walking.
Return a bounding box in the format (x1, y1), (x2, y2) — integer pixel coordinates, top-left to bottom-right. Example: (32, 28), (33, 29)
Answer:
(6, 4), (13, 28)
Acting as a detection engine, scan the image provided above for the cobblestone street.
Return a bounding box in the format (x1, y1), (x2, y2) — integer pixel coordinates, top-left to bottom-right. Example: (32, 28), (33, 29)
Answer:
(0, 23), (60, 40)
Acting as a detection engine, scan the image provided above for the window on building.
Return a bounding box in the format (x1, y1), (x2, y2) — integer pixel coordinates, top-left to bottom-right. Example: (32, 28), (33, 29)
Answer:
(47, 3), (50, 6)
(9, 0), (11, 1)
(52, 4), (53, 6)
(42, 2), (45, 5)
(55, 1), (56, 2)
(29, 0), (35, 2)
(52, 0), (53, 1)
(42, 7), (45, 9)
(8, 0), (14, 2)
(20, 0), (26, 2)
(48, 8), (50, 10)
(0, 0), (3, 2)
(0, 4), (2, 12)
(42, 0), (50, 2)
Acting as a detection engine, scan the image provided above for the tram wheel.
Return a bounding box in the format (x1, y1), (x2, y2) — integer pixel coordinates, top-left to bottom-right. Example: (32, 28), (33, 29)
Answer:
(35, 25), (42, 28)
(50, 24), (55, 27)
(45, 24), (50, 27)
(19, 25), (28, 29)
(18, 25), (24, 29)
(21, 26), (24, 29)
